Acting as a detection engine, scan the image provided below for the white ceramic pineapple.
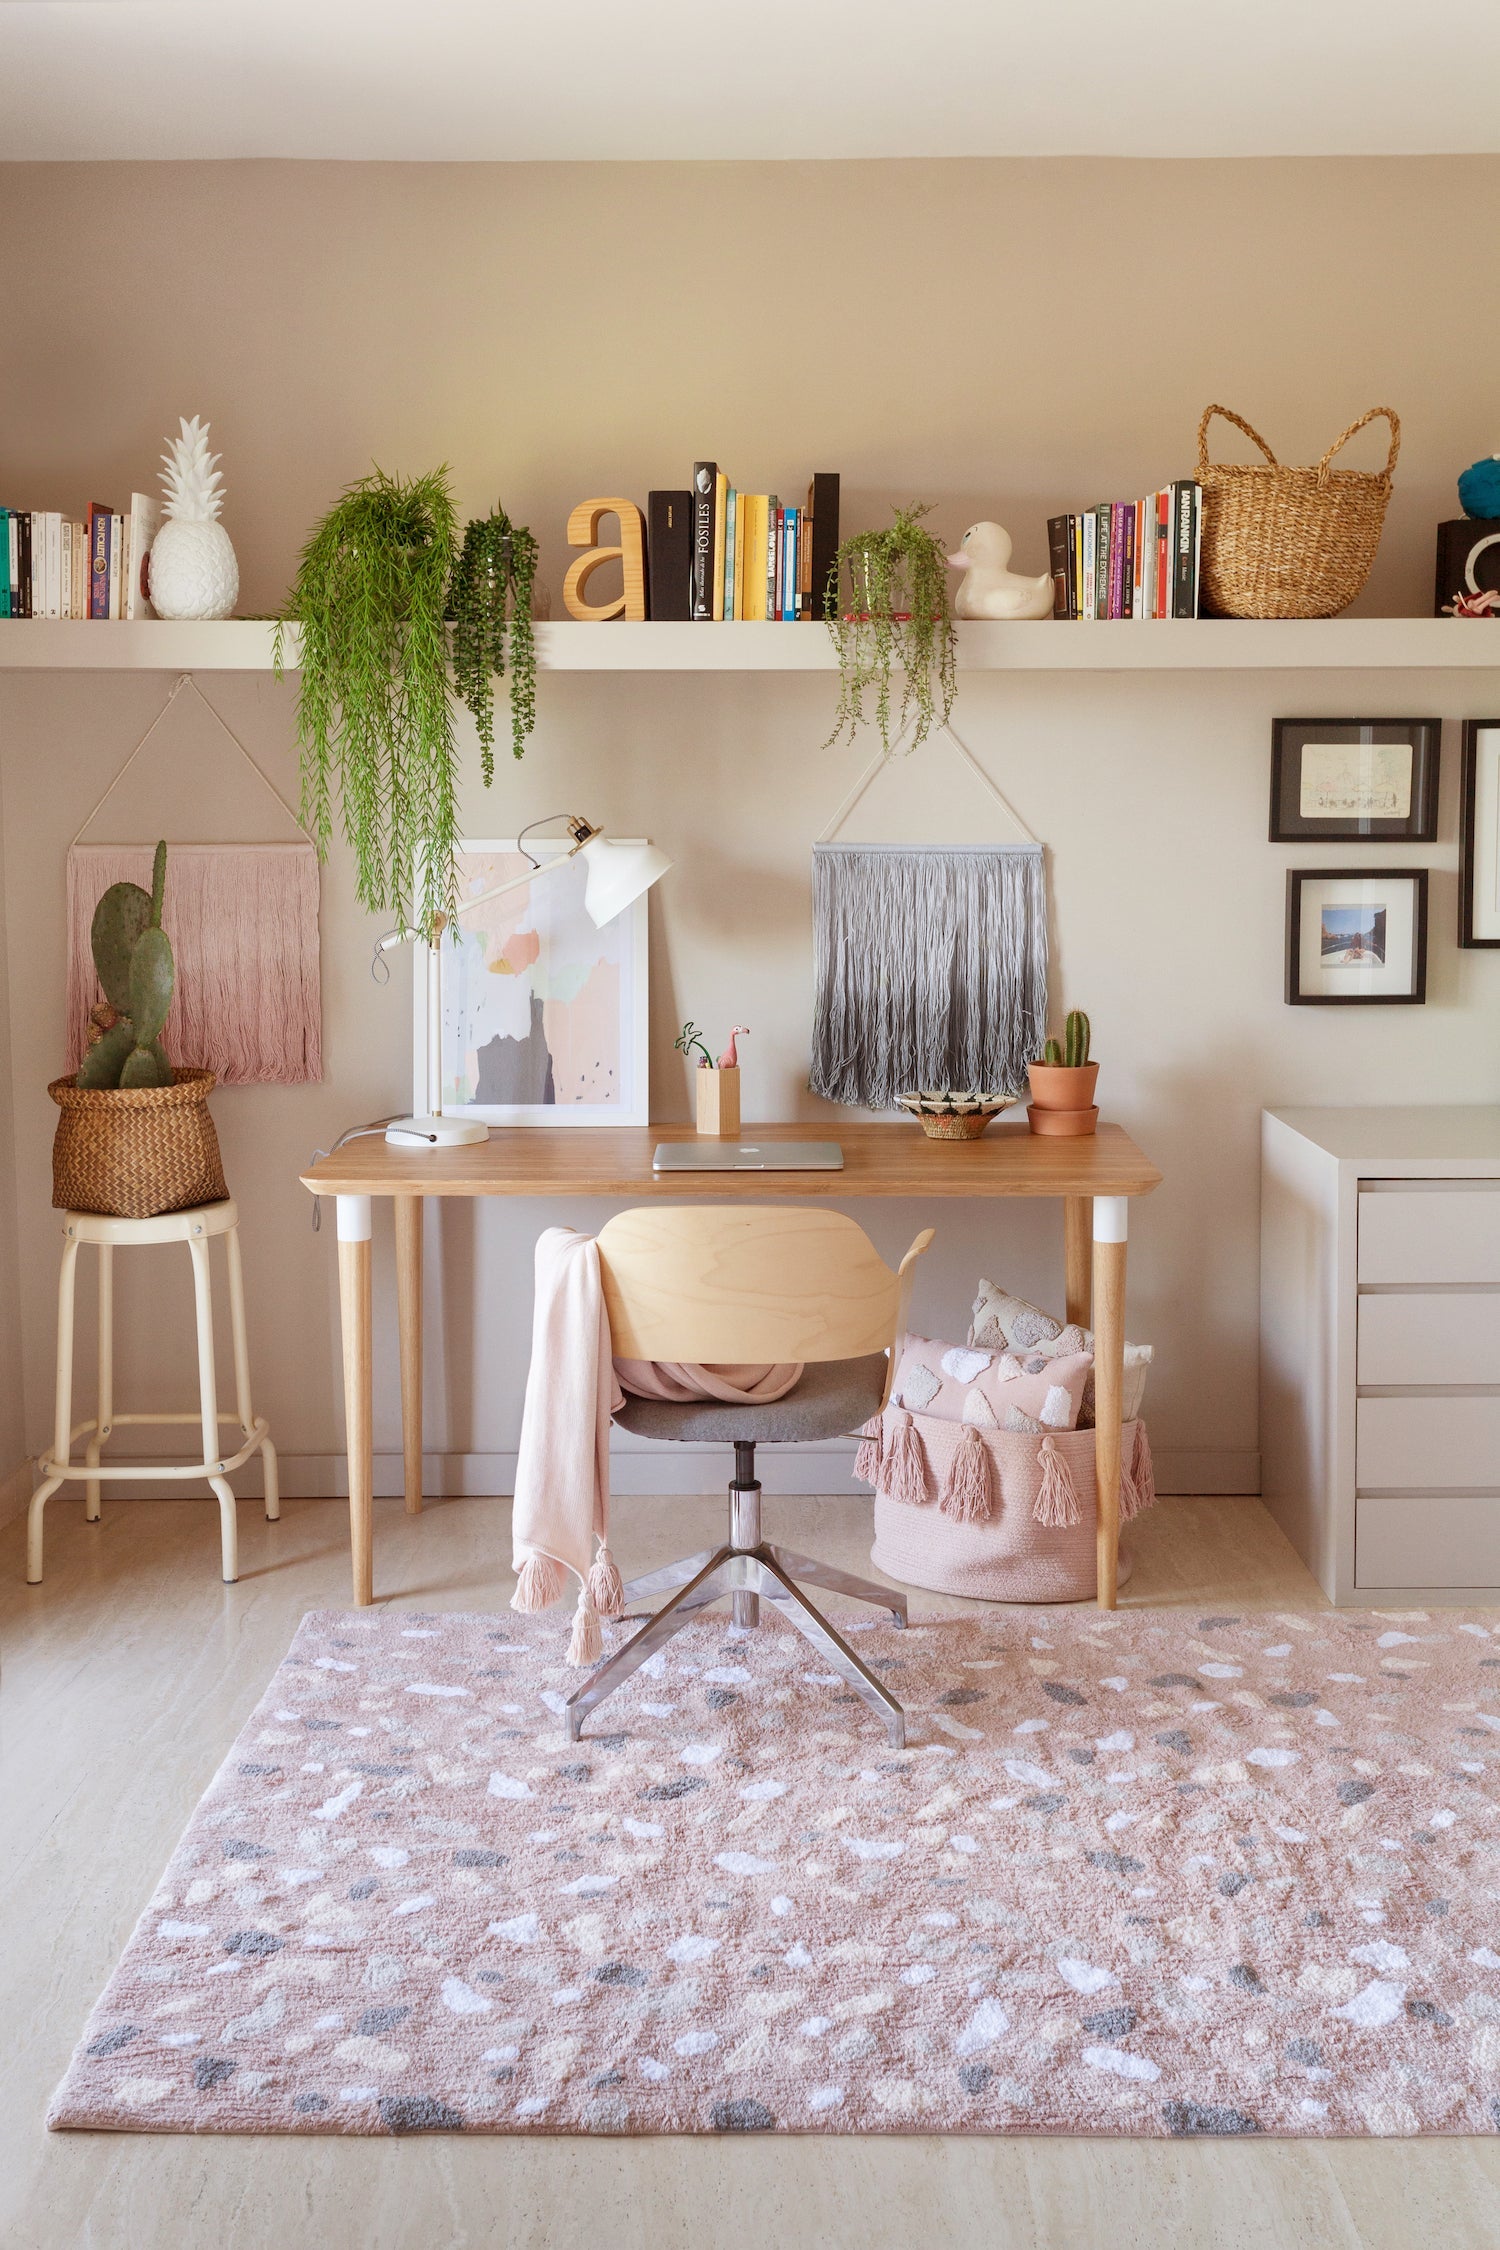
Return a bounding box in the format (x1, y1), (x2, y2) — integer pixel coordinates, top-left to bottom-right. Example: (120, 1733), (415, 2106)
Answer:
(148, 415), (239, 619)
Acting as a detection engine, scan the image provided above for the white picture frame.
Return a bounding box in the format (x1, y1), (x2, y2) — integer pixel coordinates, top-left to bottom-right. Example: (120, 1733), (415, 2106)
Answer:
(414, 839), (650, 1126)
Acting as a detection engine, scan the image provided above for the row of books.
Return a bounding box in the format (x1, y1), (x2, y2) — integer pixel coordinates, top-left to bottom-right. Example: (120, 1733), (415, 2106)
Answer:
(1045, 482), (1202, 620)
(646, 469), (839, 622)
(0, 495), (158, 619)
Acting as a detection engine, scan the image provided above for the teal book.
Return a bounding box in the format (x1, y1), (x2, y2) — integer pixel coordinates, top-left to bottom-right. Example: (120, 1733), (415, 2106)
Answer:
(0, 509), (9, 617)
(723, 487), (737, 619)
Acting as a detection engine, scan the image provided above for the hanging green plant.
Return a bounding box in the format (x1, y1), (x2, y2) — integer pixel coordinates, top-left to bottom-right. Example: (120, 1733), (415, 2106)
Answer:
(275, 464), (458, 931)
(449, 506), (539, 787)
(824, 503), (957, 756)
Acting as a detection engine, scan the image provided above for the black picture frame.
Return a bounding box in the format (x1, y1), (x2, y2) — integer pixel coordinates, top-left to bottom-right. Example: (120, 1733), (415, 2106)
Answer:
(1285, 867), (1428, 1006)
(1270, 717), (1440, 842)
(1459, 719), (1500, 948)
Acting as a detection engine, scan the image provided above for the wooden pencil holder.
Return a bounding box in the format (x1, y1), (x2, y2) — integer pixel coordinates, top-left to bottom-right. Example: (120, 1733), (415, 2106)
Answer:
(695, 1066), (740, 1138)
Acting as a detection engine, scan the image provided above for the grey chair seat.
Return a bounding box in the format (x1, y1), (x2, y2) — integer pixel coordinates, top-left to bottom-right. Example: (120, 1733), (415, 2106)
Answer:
(612, 1353), (887, 1445)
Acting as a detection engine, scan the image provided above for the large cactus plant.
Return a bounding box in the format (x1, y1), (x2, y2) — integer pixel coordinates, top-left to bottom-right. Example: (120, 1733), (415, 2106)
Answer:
(76, 841), (176, 1089)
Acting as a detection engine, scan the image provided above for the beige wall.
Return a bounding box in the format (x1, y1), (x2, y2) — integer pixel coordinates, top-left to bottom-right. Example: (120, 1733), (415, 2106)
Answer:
(3, 156), (1500, 1506)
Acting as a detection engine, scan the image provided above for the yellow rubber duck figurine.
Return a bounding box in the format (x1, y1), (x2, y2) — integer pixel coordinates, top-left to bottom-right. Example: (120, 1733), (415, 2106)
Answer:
(947, 521), (1054, 620)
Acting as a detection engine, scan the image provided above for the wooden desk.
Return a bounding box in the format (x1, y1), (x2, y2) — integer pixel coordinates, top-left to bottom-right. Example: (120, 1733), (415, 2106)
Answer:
(300, 1121), (1162, 1612)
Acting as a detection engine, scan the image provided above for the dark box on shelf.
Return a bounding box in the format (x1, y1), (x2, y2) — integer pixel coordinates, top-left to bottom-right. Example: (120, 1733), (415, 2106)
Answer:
(1434, 518), (1500, 616)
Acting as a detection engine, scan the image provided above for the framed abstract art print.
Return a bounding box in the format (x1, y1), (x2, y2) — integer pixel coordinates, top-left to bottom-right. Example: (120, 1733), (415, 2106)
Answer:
(413, 839), (650, 1126)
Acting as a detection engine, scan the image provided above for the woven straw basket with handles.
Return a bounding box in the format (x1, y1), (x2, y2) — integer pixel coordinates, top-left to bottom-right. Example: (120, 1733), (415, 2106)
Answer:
(50, 1067), (226, 1219)
(1197, 404), (1400, 619)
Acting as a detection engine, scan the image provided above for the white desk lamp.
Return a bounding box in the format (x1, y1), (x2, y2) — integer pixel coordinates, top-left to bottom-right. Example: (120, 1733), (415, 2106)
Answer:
(376, 815), (671, 1150)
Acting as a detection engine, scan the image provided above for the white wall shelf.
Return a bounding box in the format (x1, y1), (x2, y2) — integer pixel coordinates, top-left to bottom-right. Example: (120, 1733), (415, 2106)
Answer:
(2, 616), (1500, 673)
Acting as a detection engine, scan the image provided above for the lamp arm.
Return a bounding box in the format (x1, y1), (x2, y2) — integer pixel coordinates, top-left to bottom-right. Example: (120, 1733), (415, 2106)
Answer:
(372, 813), (601, 963)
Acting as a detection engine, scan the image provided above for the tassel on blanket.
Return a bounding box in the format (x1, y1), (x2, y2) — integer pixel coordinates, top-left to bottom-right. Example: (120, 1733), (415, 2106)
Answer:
(567, 1594), (603, 1668)
(940, 1423), (995, 1524)
(512, 1553), (565, 1613)
(1033, 1436), (1082, 1528)
(882, 1408), (929, 1507)
(853, 1414), (884, 1488)
(1122, 1421), (1157, 1520)
(586, 1545), (625, 1620)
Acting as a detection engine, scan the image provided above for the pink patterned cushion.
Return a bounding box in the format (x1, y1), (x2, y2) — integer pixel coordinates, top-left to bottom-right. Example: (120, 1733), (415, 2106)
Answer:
(891, 1333), (1091, 1436)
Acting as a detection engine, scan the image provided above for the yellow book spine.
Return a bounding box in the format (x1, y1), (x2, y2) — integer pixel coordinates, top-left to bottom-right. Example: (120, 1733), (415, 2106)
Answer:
(743, 496), (766, 621)
(711, 471), (727, 622)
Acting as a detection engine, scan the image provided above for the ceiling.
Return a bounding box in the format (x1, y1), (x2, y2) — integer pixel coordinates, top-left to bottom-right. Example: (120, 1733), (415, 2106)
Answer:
(3, 0), (1498, 161)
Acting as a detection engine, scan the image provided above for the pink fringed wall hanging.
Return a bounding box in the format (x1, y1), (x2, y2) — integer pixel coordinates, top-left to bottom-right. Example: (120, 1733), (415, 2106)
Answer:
(66, 677), (322, 1087)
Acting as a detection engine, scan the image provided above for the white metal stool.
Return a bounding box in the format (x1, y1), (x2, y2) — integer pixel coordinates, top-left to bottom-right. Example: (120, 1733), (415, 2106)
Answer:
(26, 1198), (278, 1586)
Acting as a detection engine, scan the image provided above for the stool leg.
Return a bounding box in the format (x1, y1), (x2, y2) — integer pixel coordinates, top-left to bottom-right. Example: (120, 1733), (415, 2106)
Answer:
(225, 1224), (278, 1521)
(28, 1231), (82, 1584)
(188, 1232), (237, 1585)
(84, 1242), (113, 1522)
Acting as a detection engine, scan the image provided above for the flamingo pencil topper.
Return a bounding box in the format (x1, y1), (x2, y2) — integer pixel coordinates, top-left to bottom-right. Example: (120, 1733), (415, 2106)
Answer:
(717, 1025), (749, 1069)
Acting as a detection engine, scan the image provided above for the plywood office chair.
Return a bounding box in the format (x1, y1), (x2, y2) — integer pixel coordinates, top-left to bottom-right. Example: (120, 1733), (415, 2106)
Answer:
(565, 1206), (933, 1748)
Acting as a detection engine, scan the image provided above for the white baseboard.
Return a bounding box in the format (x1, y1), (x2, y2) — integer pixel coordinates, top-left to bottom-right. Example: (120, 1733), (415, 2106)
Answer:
(252, 1441), (1263, 1502)
(1, 1441), (1261, 1507)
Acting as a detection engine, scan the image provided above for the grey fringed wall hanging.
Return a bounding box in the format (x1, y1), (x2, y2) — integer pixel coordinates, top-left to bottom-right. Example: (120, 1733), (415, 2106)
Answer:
(809, 722), (1047, 1109)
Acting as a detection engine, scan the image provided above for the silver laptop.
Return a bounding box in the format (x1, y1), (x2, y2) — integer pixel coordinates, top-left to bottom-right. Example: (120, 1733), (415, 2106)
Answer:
(652, 1141), (844, 1172)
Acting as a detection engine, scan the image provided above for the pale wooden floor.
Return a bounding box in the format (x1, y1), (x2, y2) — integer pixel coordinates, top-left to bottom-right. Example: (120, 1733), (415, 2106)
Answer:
(4, 1488), (1500, 2250)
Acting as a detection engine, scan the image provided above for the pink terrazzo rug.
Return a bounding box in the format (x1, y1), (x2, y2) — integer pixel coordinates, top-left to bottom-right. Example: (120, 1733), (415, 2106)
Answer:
(49, 1603), (1500, 2139)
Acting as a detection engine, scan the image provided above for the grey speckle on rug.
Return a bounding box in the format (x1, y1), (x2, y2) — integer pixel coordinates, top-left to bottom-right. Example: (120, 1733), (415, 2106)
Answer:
(46, 1604), (1500, 2137)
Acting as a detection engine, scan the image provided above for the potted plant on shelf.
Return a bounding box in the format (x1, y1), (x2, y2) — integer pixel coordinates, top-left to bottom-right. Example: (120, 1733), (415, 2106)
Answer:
(1027, 1010), (1098, 1138)
(277, 469), (540, 933)
(50, 843), (227, 1219)
(449, 504), (539, 786)
(824, 504), (957, 757)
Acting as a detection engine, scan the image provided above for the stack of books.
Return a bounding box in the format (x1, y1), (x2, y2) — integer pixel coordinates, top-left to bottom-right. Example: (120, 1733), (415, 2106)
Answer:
(0, 494), (158, 619)
(1046, 482), (1202, 620)
(646, 469), (839, 622)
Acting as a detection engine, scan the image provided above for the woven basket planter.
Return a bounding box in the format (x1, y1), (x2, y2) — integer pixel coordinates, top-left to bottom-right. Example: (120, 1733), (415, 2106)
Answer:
(1197, 403), (1400, 619)
(863, 1404), (1154, 1603)
(49, 1067), (227, 1219)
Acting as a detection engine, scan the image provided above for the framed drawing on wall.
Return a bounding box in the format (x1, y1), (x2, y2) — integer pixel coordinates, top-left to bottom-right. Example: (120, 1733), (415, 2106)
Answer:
(414, 838), (650, 1126)
(1270, 718), (1440, 842)
(1460, 720), (1500, 947)
(1285, 868), (1428, 1006)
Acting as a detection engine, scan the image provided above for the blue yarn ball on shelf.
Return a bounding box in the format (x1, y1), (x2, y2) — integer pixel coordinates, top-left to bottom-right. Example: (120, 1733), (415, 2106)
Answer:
(1458, 456), (1500, 520)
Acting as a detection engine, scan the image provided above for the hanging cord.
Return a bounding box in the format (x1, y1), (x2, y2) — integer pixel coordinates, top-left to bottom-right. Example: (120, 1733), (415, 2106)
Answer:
(71, 672), (314, 847)
(307, 1119), (425, 1231)
(815, 718), (1039, 848)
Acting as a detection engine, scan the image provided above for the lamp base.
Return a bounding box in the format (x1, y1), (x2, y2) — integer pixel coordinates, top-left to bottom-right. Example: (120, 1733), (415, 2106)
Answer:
(384, 1115), (490, 1149)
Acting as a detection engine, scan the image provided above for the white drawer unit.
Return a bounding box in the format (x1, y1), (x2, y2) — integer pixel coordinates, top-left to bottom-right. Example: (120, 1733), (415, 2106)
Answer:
(1262, 1108), (1500, 1605)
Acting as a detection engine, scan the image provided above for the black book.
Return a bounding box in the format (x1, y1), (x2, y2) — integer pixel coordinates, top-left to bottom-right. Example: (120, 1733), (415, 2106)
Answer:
(17, 511), (32, 619)
(1170, 480), (1196, 619)
(690, 462), (716, 620)
(1046, 516), (1071, 620)
(805, 471), (840, 622)
(647, 490), (693, 622)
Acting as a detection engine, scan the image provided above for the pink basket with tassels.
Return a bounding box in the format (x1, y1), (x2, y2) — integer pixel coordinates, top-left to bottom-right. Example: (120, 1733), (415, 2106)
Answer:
(860, 1402), (1155, 1604)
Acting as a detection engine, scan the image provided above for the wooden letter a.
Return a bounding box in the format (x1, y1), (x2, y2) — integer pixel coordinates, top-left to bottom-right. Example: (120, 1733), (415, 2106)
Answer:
(563, 497), (647, 621)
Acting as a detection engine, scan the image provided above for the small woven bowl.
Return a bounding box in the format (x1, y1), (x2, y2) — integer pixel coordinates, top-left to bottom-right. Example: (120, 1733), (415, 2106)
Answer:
(895, 1090), (1018, 1141)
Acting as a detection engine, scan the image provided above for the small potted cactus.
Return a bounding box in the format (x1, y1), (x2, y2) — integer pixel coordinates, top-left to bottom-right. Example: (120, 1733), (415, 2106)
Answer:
(49, 843), (227, 1218)
(1027, 1009), (1099, 1138)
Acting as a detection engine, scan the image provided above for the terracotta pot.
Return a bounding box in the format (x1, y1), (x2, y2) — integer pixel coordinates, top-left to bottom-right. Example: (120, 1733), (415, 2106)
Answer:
(1028, 1102), (1099, 1138)
(1027, 1060), (1099, 1110)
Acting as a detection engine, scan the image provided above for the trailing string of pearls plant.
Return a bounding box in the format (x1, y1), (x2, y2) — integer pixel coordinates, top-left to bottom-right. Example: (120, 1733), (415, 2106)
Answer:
(276, 468), (537, 933)
(824, 502), (958, 757)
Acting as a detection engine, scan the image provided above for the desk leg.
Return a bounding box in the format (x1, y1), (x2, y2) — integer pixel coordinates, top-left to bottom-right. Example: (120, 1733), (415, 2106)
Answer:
(337, 1196), (374, 1607)
(395, 1197), (424, 1516)
(1064, 1196), (1093, 1329)
(1092, 1196), (1128, 1610)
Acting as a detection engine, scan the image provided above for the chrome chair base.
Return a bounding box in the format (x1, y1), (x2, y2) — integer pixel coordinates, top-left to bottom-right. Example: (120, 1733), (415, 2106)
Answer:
(564, 1459), (907, 1748)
